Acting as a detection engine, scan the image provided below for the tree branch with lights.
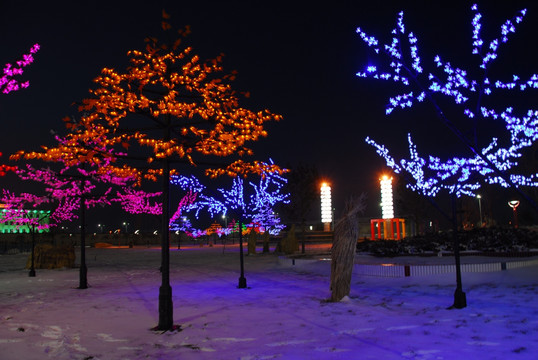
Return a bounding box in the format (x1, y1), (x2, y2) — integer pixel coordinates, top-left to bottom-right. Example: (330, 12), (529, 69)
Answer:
(1, 44), (40, 94)
(357, 4), (538, 198)
(170, 160), (290, 237)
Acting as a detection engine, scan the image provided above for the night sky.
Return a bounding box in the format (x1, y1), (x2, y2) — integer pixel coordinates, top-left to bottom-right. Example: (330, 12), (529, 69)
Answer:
(2, 0), (538, 230)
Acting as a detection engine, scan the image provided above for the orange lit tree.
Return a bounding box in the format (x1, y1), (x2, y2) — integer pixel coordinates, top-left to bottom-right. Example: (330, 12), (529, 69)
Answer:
(13, 16), (283, 331)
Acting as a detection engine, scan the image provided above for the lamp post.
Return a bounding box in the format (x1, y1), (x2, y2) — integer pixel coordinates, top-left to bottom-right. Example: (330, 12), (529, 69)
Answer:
(29, 222), (36, 277)
(476, 194), (483, 227)
(123, 222), (129, 233)
(238, 214), (247, 288)
(508, 200), (520, 228)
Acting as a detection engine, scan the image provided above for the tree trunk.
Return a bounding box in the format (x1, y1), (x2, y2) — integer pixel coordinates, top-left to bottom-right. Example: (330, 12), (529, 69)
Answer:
(330, 196), (365, 302)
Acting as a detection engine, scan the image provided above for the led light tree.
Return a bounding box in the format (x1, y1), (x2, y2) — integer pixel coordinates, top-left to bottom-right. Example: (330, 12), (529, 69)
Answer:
(0, 190), (50, 277)
(10, 123), (170, 287)
(356, 4), (538, 309)
(1, 44), (40, 94)
(248, 163), (289, 235)
(171, 163), (289, 288)
(13, 16), (283, 330)
(4, 160), (140, 287)
(358, 4), (538, 198)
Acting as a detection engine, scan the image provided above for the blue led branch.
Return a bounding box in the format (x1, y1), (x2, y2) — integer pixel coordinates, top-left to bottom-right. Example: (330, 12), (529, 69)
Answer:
(169, 160), (290, 235)
(359, 4), (538, 198)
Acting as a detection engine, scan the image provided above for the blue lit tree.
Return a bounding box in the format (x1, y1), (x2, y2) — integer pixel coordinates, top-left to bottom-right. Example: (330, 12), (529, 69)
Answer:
(170, 162), (289, 287)
(356, 4), (538, 309)
(170, 162), (289, 236)
(358, 4), (538, 198)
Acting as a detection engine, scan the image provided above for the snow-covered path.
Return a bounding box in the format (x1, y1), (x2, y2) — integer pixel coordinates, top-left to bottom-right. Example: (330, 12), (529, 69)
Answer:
(1, 246), (537, 359)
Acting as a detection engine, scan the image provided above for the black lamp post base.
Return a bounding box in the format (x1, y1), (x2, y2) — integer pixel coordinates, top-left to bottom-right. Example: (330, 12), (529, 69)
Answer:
(157, 284), (174, 330)
(450, 289), (467, 309)
(238, 277), (247, 289)
(78, 265), (88, 289)
(28, 269), (36, 277)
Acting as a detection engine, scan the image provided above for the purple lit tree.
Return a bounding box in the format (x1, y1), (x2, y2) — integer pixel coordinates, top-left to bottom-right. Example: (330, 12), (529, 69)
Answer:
(356, 4), (538, 308)
(5, 133), (166, 286)
(1, 162), (130, 285)
(1, 44), (40, 94)
(0, 189), (51, 277)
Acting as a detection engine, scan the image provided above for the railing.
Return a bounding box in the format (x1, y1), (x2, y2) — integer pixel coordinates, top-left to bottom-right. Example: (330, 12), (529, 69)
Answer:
(354, 258), (538, 277)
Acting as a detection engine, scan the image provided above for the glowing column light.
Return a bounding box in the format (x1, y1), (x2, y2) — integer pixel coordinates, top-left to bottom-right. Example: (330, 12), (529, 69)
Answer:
(380, 175), (394, 219)
(320, 182), (332, 231)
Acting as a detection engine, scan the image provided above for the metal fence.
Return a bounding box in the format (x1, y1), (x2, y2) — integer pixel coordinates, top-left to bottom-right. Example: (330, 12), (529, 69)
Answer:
(354, 258), (538, 277)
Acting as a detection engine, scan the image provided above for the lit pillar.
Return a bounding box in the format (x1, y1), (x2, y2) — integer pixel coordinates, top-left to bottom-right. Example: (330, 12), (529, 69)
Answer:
(320, 183), (332, 232)
(380, 175), (394, 219)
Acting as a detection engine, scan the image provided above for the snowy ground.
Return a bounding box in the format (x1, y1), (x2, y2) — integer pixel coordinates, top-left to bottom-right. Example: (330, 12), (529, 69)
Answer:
(0, 245), (537, 360)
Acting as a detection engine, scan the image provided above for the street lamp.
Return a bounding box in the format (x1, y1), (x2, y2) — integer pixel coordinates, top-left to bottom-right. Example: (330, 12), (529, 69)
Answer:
(122, 222), (129, 233)
(508, 200), (520, 228)
(476, 194), (483, 227)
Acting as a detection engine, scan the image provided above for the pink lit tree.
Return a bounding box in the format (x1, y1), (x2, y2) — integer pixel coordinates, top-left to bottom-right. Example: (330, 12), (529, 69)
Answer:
(1, 162), (124, 284)
(3, 148), (163, 287)
(1, 44), (40, 94)
(0, 189), (51, 277)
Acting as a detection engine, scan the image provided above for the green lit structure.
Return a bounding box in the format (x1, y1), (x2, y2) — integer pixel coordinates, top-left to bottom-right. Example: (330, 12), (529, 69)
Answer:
(0, 209), (50, 233)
